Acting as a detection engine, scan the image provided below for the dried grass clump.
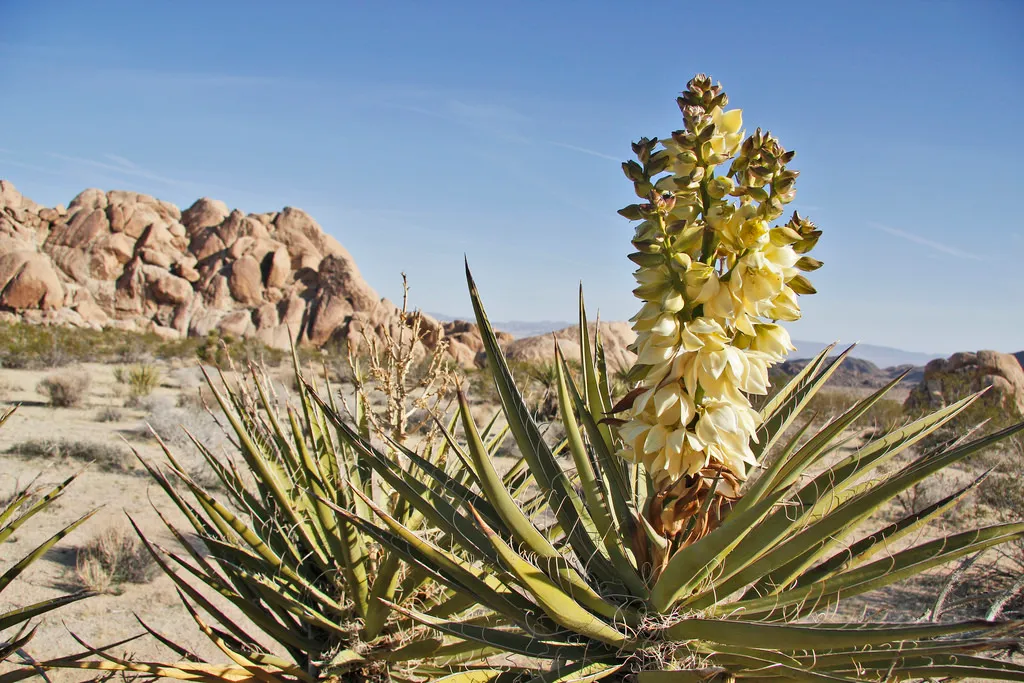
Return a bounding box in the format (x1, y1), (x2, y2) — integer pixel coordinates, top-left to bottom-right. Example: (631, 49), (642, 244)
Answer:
(36, 371), (91, 407)
(95, 406), (123, 422)
(6, 438), (133, 473)
(118, 363), (162, 407)
(74, 524), (156, 594)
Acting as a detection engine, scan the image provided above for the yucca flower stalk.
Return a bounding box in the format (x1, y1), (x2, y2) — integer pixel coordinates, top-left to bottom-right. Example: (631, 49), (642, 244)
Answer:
(616, 75), (822, 549)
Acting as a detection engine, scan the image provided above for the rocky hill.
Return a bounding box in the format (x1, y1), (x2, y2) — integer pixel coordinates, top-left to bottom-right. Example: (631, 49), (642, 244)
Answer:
(772, 356), (924, 389)
(0, 181), (498, 365)
(904, 350), (1024, 418)
(503, 322), (637, 373)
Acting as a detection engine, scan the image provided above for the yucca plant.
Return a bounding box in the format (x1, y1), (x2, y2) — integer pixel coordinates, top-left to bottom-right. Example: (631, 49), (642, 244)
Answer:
(54, 353), (499, 682)
(313, 76), (1024, 681)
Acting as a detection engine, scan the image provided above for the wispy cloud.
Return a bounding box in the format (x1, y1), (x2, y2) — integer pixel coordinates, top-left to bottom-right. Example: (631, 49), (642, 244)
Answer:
(103, 153), (140, 170)
(93, 67), (305, 89)
(869, 221), (983, 261)
(37, 152), (272, 202)
(47, 152), (189, 187)
(545, 141), (621, 162)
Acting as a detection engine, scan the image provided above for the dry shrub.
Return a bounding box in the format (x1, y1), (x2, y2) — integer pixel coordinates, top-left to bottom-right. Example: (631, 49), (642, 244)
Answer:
(121, 363), (161, 405)
(344, 274), (459, 447)
(95, 406), (123, 422)
(7, 438), (133, 473)
(37, 371), (91, 407)
(0, 376), (23, 394)
(74, 524), (156, 594)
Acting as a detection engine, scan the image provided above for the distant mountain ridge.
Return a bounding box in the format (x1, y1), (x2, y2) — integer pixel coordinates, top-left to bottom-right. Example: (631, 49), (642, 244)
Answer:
(428, 313), (942, 370)
(789, 340), (942, 369)
(427, 314), (576, 341)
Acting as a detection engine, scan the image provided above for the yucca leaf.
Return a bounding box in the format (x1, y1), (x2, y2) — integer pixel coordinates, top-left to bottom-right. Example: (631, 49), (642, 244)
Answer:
(0, 509), (97, 594)
(555, 348), (647, 599)
(429, 669), (516, 683)
(578, 291), (616, 457)
(383, 599), (609, 660)
(785, 640), (1023, 671)
(853, 663), (1024, 682)
(457, 389), (566, 561)
(635, 670), (736, 683)
(129, 514), (302, 654)
(523, 660), (624, 683)
(467, 263), (611, 575)
(342, 484), (539, 623)
(0, 592), (94, 634)
(749, 420), (1024, 597)
(757, 344), (838, 425)
(688, 375), (943, 606)
(133, 616), (205, 662)
(199, 366), (311, 560)
(785, 470), (989, 589)
(175, 594), (299, 683)
(374, 636), (444, 662)
(722, 522), (1024, 618)
(0, 633), (148, 683)
(470, 507), (629, 646)
(707, 394), (979, 601)
(329, 498), (538, 627)
(799, 393), (978, 504)
(666, 617), (1013, 650)
(563, 365), (638, 551)
(0, 472), (78, 543)
(761, 369), (912, 499)
(342, 424), (502, 565)
(738, 345), (847, 510)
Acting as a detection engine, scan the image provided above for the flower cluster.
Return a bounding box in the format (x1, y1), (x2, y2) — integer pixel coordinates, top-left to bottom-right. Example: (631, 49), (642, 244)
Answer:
(617, 75), (822, 488)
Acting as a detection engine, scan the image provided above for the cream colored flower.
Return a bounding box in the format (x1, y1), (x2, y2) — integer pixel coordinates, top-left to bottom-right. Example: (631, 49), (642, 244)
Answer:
(618, 78), (819, 489)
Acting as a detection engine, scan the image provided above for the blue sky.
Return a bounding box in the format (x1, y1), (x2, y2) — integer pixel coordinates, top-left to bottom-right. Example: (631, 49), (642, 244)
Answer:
(2, 1), (1021, 354)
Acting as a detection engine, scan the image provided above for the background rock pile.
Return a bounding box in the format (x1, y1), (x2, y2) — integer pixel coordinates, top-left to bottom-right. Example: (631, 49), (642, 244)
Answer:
(0, 180), (503, 366)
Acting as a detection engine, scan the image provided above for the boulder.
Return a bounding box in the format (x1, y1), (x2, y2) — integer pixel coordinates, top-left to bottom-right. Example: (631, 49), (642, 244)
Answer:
(905, 350), (1024, 418)
(263, 247), (291, 288)
(504, 322), (635, 373)
(181, 197), (230, 235)
(149, 271), (194, 306)
(0, 251), (64, 310)
(68, 188), (108, 212)
(0, 180), (42, 213)
(217, 310), (253, 337)
(140, 247), (173, 268)
(48, 207), (110, 248)
(228, 255), (264, 305)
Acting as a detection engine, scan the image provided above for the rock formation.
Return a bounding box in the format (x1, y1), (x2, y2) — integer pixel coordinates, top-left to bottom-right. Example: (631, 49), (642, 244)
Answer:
(0, 180), (481, 365)
(503, 322), (637, 373)
(904, 350), (1024, 418)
